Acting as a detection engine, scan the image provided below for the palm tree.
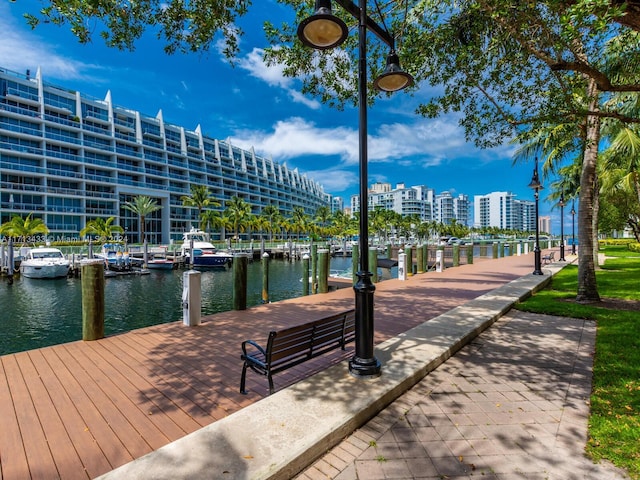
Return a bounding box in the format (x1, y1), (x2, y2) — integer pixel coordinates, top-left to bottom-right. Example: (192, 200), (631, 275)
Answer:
(200, 209), (223, 238)
(0, 214), (49, 242)
(291, 206), (311, 241)
(314, 205), (332, 239)
(224, 196), (251, 245)
(261, 205), (282, 241)
(122, 195), (161, 243)
(181, 184), (221, 229)
(80, 217), (124, 242)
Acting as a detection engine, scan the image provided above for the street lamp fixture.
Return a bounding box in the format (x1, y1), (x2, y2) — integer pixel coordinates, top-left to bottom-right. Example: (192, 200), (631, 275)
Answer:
(298, 0), (413, 379)
(558, 193), (565, 261)
(297, 0), (348, 50)
(528, 157), (544, 275)
(571, 202), (576, 255)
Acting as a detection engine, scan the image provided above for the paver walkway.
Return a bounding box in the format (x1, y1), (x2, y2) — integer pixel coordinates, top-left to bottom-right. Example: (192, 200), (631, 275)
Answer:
(299, 310), (627, 480)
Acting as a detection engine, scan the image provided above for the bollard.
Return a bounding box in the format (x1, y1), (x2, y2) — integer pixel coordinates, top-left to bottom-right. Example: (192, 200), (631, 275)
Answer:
(386, 244), (392, 259)
(232, 254), (248, 310)
(88, 237), (94, 259)
(311, 243), (318, 294)
(81, 260), (105, 341)
(466, 244), (474, 264)
(452, 243), (460, 267)
(302, 254), (310, 295)
(416, 244), (424, 274)
(405, 245), (413, 276)
(351, 243), (359, 285)
(524, 242), (530, 254)
(318, 249), (329, 293)
(368, 247), (378, 283)
(517, 241), (522, 256)
(492, 242), (499, 259)
(261, 252), (270, 303)
(398, 252), (407, 280)
(436, 247), (444, 272)
(182, 270), (201, 326)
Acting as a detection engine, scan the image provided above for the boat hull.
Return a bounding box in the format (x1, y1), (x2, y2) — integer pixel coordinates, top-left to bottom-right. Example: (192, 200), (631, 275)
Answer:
(147, 260), (176, 270)
(21, 263), (70, 279)
(189, 254), (232, 268)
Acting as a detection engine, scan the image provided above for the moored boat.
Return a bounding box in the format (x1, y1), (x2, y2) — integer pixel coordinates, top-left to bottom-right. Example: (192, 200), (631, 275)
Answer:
(20, 247), (70, 279)
(146, 258), (176, 270)
(180, 229), (233, 268)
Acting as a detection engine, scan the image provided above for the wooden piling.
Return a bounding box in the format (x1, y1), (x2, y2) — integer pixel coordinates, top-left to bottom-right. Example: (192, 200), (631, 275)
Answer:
(81, 260), (105, 341)
(233, 254), (248, 310)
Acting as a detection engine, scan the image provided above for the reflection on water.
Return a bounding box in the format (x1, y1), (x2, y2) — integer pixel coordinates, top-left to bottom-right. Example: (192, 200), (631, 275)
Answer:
(0, 258), (354, 356)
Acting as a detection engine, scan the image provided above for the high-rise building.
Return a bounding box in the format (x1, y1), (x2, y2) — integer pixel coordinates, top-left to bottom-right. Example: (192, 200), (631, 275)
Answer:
(352, 183), (434, 221)
(0, 67), (329, 243)
(474, 191), (535, 231)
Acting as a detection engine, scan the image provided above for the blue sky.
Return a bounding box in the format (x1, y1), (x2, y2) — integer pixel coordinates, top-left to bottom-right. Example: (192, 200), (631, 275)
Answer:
(1, 0), (565, 229)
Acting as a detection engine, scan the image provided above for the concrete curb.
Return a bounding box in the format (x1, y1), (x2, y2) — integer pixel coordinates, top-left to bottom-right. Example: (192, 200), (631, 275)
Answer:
(97, 262), (565, 480)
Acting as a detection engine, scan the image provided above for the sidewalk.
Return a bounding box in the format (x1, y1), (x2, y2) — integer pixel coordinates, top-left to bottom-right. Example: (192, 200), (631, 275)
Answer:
(299, 309), (628, 480)
(97, 254), (626, 479)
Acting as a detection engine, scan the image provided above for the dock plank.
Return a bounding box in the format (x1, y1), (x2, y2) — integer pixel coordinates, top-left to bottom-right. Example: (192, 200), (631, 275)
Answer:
(3, 353), (58, 480)
(19, 350), (87, 479)
(28, 348), (112, 479)
(0, 357), (31, 479)
(38, 347), (133, 470)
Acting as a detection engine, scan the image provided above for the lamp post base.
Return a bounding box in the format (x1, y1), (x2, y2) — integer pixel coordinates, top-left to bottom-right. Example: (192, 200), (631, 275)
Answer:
(533, 247), (543, 275)
(349, 271), (381, 379)
(559, 244), (565, 261)
(349, 356), (382, 378)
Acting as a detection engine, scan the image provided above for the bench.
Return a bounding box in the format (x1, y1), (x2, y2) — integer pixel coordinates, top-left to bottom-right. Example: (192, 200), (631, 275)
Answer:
(542, 251), (555, 264)
(240, 309), (356, 395)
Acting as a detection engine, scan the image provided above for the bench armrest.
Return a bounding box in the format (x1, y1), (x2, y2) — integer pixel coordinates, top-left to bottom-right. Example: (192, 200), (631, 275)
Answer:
(241, 340), (266, 358)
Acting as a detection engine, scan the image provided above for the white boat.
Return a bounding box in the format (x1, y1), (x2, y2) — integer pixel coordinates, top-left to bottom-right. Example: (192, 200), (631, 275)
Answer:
(146, 258), (176, 270)
(180, 229), (233, 268)
(20, 247), (70, 279)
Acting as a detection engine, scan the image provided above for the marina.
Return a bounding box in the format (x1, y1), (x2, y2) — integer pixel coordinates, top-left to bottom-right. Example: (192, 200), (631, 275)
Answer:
(0, 256), (356, 356)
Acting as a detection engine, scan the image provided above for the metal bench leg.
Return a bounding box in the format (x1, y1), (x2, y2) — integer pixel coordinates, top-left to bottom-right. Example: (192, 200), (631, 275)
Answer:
(240, 362), (248, 394)
(268, 374), (275, 395)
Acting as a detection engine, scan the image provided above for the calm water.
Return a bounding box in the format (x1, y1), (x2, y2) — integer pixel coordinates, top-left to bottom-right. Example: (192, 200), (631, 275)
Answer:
(0, 257), (355, 356)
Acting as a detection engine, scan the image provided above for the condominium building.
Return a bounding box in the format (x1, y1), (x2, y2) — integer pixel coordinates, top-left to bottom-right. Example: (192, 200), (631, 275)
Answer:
(0, 67), (328, 243)
(473, 191), (535, 231)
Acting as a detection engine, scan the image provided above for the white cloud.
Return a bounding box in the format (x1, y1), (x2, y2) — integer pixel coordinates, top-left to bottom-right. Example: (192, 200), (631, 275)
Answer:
(228, 114), (495, 169)
(0, 4), (99, 80)
(236, 47), (322, 109)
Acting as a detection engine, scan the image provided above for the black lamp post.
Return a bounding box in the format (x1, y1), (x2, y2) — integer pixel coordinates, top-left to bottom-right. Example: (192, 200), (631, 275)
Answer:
(571, 202), (576, 255)
(528, 157), (544, 275)
(559, 193), (565, 261)
(298, 0), (413, 378)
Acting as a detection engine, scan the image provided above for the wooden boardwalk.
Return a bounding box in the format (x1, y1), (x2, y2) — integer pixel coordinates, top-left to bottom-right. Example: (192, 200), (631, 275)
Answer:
(0, 254), (540, 479)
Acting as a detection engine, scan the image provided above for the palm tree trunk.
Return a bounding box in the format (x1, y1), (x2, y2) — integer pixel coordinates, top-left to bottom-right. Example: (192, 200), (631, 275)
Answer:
(576, 79), (601, 303)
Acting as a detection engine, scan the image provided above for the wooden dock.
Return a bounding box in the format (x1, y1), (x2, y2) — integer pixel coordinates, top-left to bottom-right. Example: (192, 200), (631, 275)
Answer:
(0, 254), (540, 479)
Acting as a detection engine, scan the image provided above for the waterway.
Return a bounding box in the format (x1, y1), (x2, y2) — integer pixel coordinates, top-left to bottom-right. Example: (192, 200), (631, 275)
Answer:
(0, 257), (358, 356)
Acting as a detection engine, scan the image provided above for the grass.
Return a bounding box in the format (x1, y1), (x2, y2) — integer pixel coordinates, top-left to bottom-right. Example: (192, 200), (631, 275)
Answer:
(514, 245), (640, 479)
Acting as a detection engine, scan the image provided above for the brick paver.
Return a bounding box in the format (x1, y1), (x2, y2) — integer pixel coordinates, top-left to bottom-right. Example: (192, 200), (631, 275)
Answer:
(298, 310), (628, 480)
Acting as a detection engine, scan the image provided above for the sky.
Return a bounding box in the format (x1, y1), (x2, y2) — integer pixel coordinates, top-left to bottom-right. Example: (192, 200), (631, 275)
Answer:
(1, 0), (567, 231)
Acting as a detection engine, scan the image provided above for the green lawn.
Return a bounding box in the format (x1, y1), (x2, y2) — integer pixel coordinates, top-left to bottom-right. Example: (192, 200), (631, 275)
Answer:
(515, 245), (640, 479)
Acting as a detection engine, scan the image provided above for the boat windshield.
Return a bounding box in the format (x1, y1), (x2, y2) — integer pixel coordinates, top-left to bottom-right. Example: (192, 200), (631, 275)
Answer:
(33, 251), (63, 259)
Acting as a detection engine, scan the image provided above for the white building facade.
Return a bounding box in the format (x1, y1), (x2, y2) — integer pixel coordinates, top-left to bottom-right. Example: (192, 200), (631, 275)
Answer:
(0, 67), (329, 243)
(474, 191), (535, 231)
